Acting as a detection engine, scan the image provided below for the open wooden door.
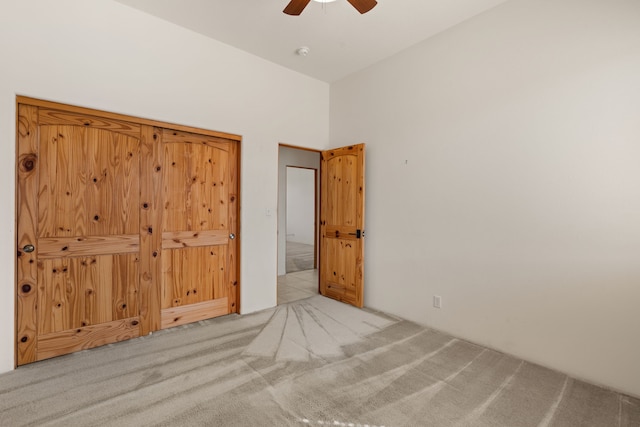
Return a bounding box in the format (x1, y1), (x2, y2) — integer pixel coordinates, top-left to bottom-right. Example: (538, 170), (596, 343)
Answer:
(319, 143), (365, 308)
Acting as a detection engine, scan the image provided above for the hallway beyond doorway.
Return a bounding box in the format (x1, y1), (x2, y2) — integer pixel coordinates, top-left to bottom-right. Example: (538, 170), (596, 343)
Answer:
(286, 241), (315, 273)
(277, 269), (318, 305)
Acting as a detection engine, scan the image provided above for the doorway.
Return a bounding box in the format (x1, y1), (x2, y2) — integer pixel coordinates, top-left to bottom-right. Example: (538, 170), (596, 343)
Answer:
(277, 145), (320, 304)
(286, 167), (316, 273)
(277, 143), (366, 308)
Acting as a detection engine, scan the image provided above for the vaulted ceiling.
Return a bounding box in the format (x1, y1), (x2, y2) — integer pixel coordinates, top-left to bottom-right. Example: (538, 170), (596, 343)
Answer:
(115, 0), (510, 82)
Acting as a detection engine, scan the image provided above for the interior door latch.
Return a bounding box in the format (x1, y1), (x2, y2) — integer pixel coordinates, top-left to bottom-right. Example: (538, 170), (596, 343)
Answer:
(348, 229), (364, 239)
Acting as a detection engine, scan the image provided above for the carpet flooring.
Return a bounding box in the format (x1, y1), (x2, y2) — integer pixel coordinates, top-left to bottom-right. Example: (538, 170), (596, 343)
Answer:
(1, 295), (638, 426)
(278, 269), (319, 305)
(286, 241), (315, 273)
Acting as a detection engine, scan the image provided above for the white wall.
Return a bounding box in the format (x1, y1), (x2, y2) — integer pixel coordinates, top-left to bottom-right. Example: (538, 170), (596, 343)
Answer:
(331, 0), (640, 397)
(277, 147), (321, 275)
(286, 167), (316, 245)
(0, 0), (329, 373)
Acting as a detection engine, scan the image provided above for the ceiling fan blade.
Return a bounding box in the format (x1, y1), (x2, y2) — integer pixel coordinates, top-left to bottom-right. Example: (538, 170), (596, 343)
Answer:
(346, 0), (378, 14)
(283, 0), (312, 15)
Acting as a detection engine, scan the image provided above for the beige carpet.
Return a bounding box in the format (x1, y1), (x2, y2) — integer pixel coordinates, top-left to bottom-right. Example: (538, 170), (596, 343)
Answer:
(286, 241), (314, 273)
(1, 295), (638, 426)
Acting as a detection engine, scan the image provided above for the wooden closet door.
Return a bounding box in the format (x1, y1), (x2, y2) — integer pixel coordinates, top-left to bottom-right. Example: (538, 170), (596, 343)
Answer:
(17, 105), (142, 364)
(159, 129), (239, 329)
(17, 99), (240, 365)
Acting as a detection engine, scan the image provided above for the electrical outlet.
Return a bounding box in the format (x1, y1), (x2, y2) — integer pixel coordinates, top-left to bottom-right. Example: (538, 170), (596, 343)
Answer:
(433, 295), (442, 309)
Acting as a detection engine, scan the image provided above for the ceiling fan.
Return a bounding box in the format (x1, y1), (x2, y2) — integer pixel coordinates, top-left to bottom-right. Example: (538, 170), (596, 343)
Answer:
(283, 0), (378, 16)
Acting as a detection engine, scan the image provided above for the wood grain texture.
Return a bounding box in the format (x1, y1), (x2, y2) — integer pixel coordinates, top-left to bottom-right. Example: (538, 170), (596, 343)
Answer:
(321, 238), (358, 303)
(16, 97), (241, 364)
(162, 230), (229, 249)
(36, 317), (140, 362)
(283, 0), (311, 15)
(323, 225), (360, 240)
(323, 150), (358, 227)
(16, 104), (39, 365)
(17, 96), (241, 142)
(37, 254), (139, 335)
(346, 0), (378, 14)
(161, 246), (228, 308)
(30, 107), (142, 362)
(38, 234), (139, 258)
(228, 141), (239, 313)
(160, 298), (228, 329)
(329, 238), (356, 291)
(162, 128), (230, 152)
(38, 108), (140, 138)
(139, 126), (163, 335)
(160, 128), (236, 322)
(37, 125), (140, 238)
(162, 134), (229, 233)
(320, 144), (365, 308)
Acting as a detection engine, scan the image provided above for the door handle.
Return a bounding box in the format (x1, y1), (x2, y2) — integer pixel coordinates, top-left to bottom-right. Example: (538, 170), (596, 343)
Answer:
(347, 230), (363, 239)
(229, 233), (236, 240)
(22, 244), (35, 253)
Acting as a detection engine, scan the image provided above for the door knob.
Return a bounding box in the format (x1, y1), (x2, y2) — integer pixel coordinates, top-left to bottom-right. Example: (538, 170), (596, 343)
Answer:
(229, 233), (235, 240)
(23, 244), (35, 253)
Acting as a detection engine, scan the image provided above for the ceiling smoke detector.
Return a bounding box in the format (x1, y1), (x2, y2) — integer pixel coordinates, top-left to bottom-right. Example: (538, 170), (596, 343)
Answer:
(296, 46), (310, 56)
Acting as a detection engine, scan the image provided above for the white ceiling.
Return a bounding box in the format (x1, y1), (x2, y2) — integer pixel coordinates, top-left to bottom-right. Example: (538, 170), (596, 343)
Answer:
(115, 0), (510, 83)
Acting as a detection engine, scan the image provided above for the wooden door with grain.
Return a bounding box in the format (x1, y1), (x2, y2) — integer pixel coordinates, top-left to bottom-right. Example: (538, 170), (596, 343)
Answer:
(319, 143), (365, 308)
(17, 105), (142, 363)
(16, 98), (240, 365)
(159, 129), (239, 329)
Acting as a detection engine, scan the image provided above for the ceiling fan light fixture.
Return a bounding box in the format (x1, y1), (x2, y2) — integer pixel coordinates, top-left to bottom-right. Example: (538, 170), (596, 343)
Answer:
(284, 0), (376, 15)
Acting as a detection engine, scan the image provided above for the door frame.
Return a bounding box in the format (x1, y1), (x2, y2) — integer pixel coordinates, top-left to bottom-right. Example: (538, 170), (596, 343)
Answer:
(277, 144), (321, 282)
(277, 143), (366, 307)
(15, 96), (242, 365)
(285, 165), (319, 271)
